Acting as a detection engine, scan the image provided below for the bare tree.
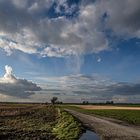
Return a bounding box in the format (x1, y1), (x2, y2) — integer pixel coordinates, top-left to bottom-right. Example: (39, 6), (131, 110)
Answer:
(51, 97), (58, 105)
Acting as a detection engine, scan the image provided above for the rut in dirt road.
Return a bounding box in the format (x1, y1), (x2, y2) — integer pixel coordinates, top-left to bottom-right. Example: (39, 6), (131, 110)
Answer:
(66, 109), (140, 140)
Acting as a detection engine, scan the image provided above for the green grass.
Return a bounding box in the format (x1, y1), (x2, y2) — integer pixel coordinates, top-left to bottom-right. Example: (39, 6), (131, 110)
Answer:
(61, 105), (140, 125)
(83, 109), (140, 125)
(115, 104), (140, 107)
(53, 109), (82, 140)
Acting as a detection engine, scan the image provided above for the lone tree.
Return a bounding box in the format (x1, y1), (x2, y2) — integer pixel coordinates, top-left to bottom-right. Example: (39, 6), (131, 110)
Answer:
(51, 97), (58, 105)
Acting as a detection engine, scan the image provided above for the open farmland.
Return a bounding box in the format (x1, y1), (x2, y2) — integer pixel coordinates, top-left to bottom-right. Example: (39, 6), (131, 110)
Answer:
(78, 109), (140, 125)
(75, 105), (140, 110)
(65, 105), (140, 125)
(0, 103), (82, 140)
(0, 104), (57, 139)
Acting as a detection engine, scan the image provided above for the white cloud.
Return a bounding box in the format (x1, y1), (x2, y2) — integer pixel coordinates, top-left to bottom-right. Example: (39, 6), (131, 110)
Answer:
(0, 0), (139, 57)
(11, 0), (28, 9)
(32, 74), (140, 103)
(0, 0), (108, 57)
(0, 65), (41, 98)
(1, 72), (140, 103)
(1, 65), (16, 83)
(97, 57), (101, 62)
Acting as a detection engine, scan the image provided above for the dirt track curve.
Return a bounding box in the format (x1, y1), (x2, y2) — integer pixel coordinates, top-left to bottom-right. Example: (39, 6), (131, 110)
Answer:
(66, 109), (140, 140)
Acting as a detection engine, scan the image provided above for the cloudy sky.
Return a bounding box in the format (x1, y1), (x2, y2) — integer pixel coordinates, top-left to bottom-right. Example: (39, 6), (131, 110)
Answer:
(0, 0), (140, 103)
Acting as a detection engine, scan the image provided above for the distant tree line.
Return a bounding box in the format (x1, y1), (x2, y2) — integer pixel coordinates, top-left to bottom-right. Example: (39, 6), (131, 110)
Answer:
(105, 100), (114, 105)
(82, 100), (114, 105)
(82, 101), (89, 105)
(47, 97), (114, 105)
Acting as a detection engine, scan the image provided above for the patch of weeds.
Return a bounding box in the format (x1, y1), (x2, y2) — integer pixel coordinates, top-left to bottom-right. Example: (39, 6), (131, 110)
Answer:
(53, 109), (82, 140)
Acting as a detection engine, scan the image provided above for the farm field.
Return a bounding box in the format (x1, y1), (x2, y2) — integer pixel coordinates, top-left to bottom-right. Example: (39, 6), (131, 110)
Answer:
(0, 103), (82, 140)
(63, 105), (140, 125)
(75, 105), (140, 110)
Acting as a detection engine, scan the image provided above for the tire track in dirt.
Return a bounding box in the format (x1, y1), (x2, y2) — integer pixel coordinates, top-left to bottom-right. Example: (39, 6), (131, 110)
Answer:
(66, 109), (140, 140)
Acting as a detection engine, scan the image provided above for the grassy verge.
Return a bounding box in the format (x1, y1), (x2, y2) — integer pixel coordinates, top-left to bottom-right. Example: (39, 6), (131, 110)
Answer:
(61, 105), (140, 125)
(53, 108), (82, 140)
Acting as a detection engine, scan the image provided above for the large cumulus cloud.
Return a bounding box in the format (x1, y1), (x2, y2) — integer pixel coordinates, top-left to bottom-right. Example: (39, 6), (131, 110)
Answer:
(0, 65), (41, 98)
(0, 0), (139, 57)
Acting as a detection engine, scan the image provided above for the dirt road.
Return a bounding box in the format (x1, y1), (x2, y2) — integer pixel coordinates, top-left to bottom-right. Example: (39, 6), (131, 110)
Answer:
(66, 109), (140, 140)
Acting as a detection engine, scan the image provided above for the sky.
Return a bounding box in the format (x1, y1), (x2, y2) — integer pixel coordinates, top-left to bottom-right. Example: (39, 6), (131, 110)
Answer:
(0, 0), (140, 103)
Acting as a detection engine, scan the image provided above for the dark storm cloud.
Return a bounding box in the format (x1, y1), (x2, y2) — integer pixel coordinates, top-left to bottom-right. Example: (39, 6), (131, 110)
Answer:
(0, 80), (41, 98)
(107, 83), (140, 96)
(99, 0), (140, 38)
(0, 0), (36, 33)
